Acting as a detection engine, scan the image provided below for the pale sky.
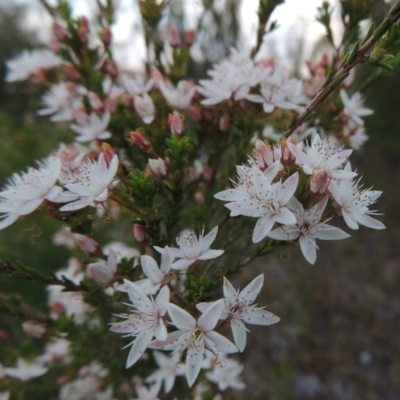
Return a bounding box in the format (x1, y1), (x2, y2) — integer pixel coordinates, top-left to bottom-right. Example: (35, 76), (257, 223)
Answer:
(13, 0), (340, 70)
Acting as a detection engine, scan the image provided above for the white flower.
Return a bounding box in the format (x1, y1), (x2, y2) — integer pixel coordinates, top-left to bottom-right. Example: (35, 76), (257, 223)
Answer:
(198, 274), (280, 351)
(134, 247), (174, 295)
(149, 300), (238, 387)
(103, 242), (140, 262)
(132, 378), (161, 400)
(328, 164), (385, 230)
(87, 248), (118, 285)
(122, 74), (153, 96)
(0, 156), (62, 229)
(268, 196), (350, 264)
(159, 80), (196, 109)
(70, 112), (112, 142)
(215, 167), (299, 243)
(205, 356), (245, 391)
(5, 49), (63, 82)
(247, 70), (306, 113)
(47, 258), (92, 324)
(134, 93), (155, 124)
(154, 226), (224, 270)
(340, 90), (373, 125)
(197, 49), (264, 105)
(288, 134), (357, 180)
(145, 351), (185, 394)
(5, 357), (48, 381)
(54, 154), (119, 212)
(37, 82), (81, 122)
(110, 282), (170, 368)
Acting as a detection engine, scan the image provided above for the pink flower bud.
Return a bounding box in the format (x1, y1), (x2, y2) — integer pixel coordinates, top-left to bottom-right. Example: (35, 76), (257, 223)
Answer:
(53, 21), (69, 41)
(149, 158), (168, 178)
(253, 139), (273, 171)
(78, 17), (90, 44)
(100, 59), (118, 77)
(309, 169), (330, 195)
(101, 143), (117, 167)
(168, 111), (184, 137)
(133, 224), (149, 245)
(129, 131), (153, 152)
(168, 26), (181, 48)
(281, 138), (296, 165)
(88, 92), (103, 112)
(65, 65), (81, 82)
(219, 115), (230, 132)
(74, 234), (102, 257)
(102, 26), (112, 46)
(87, 249), (117, 285)
(22, 321), (47, 338)
(184, 30), (196, 46)
(87, 262), (114, 285)
(104, 97), (118, 113)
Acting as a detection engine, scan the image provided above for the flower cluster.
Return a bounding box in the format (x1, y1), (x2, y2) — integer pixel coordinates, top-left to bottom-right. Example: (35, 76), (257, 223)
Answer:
(0, 0), (392, 398)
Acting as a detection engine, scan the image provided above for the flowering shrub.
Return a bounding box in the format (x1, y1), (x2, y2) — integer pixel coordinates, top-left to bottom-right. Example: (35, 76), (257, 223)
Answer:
(1, 0), (398, 398)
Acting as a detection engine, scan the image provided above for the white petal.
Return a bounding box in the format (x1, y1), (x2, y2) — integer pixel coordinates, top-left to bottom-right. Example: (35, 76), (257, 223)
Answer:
(223, 277), (237, 305)
(354, 213), (386, 229)
(160, 246), (174, 274)
(268, 226), (299, 241)
(198, 299), (224, 331)
(199, 226), (218, 253)
(155, 285), (170, 316)
(205, 331), (238, 354)
(186, 339), (204, 387)
(126, 333), (152, 368)
(299, 235), (317, 264)
(252, 217), (275, 243)
(171, 258), (195, 270)
(0, 214), (19, 230)
(274, 207), (296, 225)
(242, 306), (280, 325)
(197, 249), (224, 260)
(141, 255), (164, 283)
(280, 172), (299, 205)
(238, 274), (264, 304)
(154, 318), (168, 341)
(231, 318), (247, 352)
(167, 303), (196, 330)
(342, 209), (359, 230)
(314, 224), (350, 240)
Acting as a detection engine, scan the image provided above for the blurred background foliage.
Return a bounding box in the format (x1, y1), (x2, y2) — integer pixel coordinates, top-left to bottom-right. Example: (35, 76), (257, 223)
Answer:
(0, 1), (399, 399)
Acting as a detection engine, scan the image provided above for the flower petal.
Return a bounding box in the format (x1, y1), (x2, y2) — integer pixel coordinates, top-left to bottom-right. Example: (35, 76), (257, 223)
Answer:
(167, 303), (196, 330)
(198, 299), (224, 331)
(231, 318), (247, 352)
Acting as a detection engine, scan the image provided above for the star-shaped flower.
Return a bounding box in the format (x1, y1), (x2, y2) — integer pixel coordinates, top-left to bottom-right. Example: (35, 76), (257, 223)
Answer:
(149, 300), (238, 387)
(288, 134), (356, 180)
(70, 112), (111, 143)
(197, 274), (280, 352)
(154, 226), (224, 270)
(268, 196), (350, 264)
(5, 358), (48, 381)
(215, 167), (299, 243)
(54, 153), (119, 212)
(145, 352), (185, 394)
(0, 156), (62, 229)
(328, 164), (385, 230)
(110, 282), (170, 368)
(340, 90), (373, 125)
